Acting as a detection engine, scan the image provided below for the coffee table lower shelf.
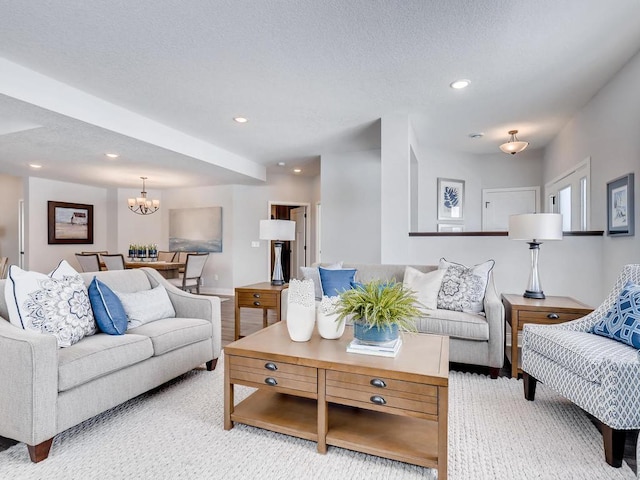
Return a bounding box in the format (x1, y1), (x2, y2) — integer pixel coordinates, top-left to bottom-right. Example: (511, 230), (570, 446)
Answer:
(231, 389), (439, 469)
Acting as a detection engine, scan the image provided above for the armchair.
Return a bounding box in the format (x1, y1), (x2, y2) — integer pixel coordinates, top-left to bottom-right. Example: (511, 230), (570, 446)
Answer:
(521, 264), (640, 468)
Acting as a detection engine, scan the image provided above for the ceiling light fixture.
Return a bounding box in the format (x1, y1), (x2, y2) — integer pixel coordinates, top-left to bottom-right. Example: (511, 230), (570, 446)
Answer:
(277, 162), (286, 166)
(29, 163), (42, 169)
(127, 177), (160, 215)
(499, 130), (529, 155)
(105, 153), (119, 159)
(293, 168), (302, 174)
(233, 117), (248, 123)
(469, 133), (484, 139)
(450, 79), (471, 89)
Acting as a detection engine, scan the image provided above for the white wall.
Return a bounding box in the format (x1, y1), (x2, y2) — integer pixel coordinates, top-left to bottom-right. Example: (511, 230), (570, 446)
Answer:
(0, 174), (23, 267)
(544, 48), (640, 290)
(321, 149), (381, 263)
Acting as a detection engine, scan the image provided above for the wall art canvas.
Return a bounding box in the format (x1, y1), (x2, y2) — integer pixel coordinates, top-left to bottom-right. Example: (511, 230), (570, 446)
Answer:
(607, 173), (634, 236)
(48, 201), (93, 244)
(169, 207), (223, 252)
(437, 178), (465, 221)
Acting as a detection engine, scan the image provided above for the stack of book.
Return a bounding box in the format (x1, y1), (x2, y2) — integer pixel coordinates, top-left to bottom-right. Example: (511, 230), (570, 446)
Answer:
(346, 337), (402, 357)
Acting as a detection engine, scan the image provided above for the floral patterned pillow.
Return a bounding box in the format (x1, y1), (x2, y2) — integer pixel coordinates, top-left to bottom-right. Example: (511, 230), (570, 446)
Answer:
(436, 258), (495, 314)
(4, 260), (96, 347)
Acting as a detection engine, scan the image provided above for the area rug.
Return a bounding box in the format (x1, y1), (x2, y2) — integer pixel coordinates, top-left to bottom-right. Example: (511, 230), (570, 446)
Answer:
(0, 358), (634, 480)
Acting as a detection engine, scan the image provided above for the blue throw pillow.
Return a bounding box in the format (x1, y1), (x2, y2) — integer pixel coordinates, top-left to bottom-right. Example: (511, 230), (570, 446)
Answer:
(319, 268), (357, 297)
(592, 281), (640, 348)
(88, 277), (128, 335)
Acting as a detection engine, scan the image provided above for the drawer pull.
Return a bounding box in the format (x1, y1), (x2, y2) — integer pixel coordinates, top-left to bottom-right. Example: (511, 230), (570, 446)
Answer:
(253, 301), (261, 306)
(253, 293), (261, 298)
(264, 362), (278, 371)
(264, 377), (278, 386)
(547, 313), (559, 320)
(370, 378), (387, 388)
(370, 395), (386, 405)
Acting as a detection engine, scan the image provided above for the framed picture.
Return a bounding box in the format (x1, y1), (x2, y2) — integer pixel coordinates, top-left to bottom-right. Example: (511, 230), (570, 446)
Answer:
(437, 178), (465, 221)
(48, 201), (94, 244)
(606, 173), (634, 236)
(438, 223), (465, 233)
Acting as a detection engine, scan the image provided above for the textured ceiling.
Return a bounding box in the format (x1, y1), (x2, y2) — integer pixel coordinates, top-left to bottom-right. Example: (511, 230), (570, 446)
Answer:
(1, 0), (640, 188)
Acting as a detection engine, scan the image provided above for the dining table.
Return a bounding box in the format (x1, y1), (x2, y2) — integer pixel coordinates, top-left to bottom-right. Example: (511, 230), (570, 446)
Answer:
(123, 260), (185, 279)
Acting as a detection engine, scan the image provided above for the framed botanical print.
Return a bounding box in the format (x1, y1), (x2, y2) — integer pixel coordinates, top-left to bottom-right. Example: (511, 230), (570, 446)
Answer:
(606, 173), (634, 236)
(437, 178), (465, 221)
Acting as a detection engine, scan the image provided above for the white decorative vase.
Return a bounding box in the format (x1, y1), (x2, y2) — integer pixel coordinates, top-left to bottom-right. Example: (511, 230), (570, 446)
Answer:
(286, 279), (315, 342)
(316, 296), (345, 340)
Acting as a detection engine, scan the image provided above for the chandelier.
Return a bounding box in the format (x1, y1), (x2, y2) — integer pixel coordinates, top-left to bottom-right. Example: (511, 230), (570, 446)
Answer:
(499, 130), (529, 155)
(127, 177), (159, 215)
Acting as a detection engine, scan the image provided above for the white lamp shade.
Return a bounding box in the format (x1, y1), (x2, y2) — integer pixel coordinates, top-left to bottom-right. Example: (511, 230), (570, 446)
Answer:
(508, 213), (563, 241)
(259, 219), (296, 241)
(499, 141), (529, 154)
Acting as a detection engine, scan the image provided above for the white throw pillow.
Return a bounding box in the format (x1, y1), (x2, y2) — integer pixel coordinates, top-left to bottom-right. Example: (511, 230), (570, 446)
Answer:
(403, 267), (445, 311)
(437, 258), (495, 314)
(115, 285), (176, 329)
(300, 262), (343, 300)
(4, 260), (96, 348)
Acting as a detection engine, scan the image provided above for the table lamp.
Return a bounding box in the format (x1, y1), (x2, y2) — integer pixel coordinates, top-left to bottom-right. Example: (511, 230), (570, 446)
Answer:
(508, 213), (563, 299)
(259, 219), (296, 285)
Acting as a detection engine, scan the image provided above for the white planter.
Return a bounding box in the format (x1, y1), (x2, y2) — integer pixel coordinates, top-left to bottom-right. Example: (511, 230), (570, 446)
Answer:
(286, 303), (315, 342)
(316, 310), (345, 340)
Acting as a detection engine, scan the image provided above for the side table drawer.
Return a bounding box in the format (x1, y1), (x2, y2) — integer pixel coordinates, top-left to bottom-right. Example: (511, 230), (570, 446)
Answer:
(228, 355), (317, 394)
(326, 371), (437, 417)
(237, 292), (278, 308)
(517, 310), (587, 326)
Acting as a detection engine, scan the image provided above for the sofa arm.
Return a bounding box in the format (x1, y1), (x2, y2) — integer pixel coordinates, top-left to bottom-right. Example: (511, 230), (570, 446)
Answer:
(0, 319), (58, 445)
(483, 273), (505, 369)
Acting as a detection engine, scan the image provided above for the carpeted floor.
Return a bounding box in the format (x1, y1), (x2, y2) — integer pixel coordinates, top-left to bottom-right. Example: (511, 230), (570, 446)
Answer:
(0, 357), (634, 480)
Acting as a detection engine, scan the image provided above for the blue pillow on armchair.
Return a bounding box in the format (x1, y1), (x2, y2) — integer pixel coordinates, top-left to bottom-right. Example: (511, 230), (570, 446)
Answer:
(318, 268), (357, 297)
(88, 277), (128, 335)
(592, 281), (640, 348)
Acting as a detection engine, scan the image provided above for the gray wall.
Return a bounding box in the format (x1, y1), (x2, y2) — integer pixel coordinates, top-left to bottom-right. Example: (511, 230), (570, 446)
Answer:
(0, 174), (22, 267)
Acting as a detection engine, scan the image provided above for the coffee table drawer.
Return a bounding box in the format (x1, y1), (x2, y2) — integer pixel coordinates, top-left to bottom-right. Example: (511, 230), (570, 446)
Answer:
(228, 355), (317, 394)
(326, 370), (437, 416)
(237, 292), (278, 308)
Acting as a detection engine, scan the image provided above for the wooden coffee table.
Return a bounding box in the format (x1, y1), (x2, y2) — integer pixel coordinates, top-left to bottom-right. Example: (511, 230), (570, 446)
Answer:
(224, 322), (449, 479)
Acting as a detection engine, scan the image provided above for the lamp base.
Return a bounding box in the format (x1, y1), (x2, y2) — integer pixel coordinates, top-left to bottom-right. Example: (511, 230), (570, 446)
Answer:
(524, 290), (545, 299)
(271, 279), (285, 286)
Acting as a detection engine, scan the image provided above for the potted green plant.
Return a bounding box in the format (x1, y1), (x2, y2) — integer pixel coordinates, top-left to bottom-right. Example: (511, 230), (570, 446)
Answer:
(335, 280), (421, 344)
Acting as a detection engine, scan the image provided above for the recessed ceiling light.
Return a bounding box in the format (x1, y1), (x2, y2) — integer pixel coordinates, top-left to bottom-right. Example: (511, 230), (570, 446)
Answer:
(277, 162), (286, 166)
(450, 79), (471, 89)
(29, 163), (42, 169)
(293, 168), (302, 174)
(468, 133), (484, 139)
(105, 153), (119, 159)
(233, 117), (248, 123)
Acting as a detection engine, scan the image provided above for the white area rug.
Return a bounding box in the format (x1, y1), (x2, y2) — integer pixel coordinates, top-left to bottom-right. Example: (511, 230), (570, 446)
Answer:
(0, 358), (635, 480)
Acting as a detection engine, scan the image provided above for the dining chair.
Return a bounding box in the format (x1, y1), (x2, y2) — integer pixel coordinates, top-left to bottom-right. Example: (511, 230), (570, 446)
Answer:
(0, 257), (9, 279)
(81, 251), (108, 255)
(168, 253), (209, 294)
(157, 251), (176, 262)
(75, 253), (101, 272)
(101, 253), (126, 270)
(175, 251), (195, 274)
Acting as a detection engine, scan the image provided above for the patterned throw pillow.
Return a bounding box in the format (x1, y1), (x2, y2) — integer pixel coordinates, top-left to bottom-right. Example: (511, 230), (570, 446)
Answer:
(592, 281), (640, 348)
(437, 258), (495, 313)
(115, 285), (176, 329)
(4, 260), (96, 348)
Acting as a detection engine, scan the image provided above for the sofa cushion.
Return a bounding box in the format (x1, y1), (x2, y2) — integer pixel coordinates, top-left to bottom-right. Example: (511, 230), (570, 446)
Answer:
(128, 317), (212, 356)
(415, 309), (489, 341)
(4, 261), (96, 348)
(88, 277), (128, 335)
(403, 266), (445, 310)
(115, 285), (176, 328)
(319, 267), (357, 297)
(523, 324), (637, 383)
(592, 281), (640, 348)
(58, 333), (153, 391)
(437, 258), (494, 314)
(301, 262), (343, 299)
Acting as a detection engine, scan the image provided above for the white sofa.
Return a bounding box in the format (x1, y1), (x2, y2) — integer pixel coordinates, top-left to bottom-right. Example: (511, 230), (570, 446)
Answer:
(0, 268), (221, 462)
(283, 263), (505, 377)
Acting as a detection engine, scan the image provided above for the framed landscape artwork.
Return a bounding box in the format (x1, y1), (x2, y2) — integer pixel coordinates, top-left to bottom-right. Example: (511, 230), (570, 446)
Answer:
(48, 201), (94, 244)
(437, 178), (465, 221)
(169, 206), (223, 252)
(606, 173), (634, 236)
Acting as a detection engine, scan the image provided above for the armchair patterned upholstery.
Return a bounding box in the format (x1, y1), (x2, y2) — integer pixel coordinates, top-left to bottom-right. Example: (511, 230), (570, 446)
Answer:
(521, 264), (640, 468)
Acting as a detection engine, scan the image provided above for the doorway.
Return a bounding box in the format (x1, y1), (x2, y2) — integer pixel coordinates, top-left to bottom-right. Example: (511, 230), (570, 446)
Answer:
(267, 202), (310, 282)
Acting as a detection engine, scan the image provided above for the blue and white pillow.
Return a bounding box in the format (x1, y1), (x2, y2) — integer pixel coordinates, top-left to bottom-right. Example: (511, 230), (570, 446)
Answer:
(592, 281), (640, 348)
(89, 277), (128, 335)
(437, 258), (494, 313)
(318, 267), (357, 297)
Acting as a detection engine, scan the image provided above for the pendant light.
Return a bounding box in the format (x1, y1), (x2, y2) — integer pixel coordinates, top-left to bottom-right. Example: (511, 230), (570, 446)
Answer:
(499, 130), (529, 155)
(127, 177), (160, 215)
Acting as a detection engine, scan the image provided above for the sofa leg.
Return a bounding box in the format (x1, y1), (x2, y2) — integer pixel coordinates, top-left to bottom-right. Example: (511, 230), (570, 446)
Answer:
(602, 424), (625, 467)
(206, 358), (218, 371)
(27, 438), (53, 463)
(523, 372), (537, 401)
(489, 367), (500, 379)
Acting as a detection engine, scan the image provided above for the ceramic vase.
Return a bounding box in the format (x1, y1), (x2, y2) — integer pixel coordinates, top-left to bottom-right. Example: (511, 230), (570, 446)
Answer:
(286, 279), (315, 342)
(316, 296), (345, 340)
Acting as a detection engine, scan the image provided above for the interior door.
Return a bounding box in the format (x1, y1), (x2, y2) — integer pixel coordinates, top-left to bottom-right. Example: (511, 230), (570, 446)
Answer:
(482, 186), (540, 231)
(290, 206), (307, 279)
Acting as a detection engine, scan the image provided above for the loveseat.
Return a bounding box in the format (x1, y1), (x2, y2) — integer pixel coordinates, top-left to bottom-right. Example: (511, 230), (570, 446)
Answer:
(0, 267), (221, 462)
(282, 262), (504, 377)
